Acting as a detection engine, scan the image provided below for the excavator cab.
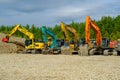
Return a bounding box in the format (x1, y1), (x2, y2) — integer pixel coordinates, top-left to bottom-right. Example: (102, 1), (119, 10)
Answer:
(78, 38), (86, 45)
(115, 39), (120, 54)
(102, 38), (110, 48)
(25, 39), (32, 46)
(70, 39), (75, 44)
(47, 37), (52, 47)
(56, 39), (63, 47)
(55, 39), (64, 53)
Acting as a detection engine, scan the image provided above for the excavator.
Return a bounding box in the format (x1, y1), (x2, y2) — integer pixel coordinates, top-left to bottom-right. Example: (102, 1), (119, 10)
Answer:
(115, 39), (120, 55)
(81, 16), (117, 55)
(2, 24), (44, 53)
(60, 22), (81, 55)
(41, 26), (62, 54)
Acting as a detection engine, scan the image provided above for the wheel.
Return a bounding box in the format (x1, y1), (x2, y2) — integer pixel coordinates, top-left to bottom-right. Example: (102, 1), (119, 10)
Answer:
(103, 50), (109, 56)
(89, 48), (95, 55)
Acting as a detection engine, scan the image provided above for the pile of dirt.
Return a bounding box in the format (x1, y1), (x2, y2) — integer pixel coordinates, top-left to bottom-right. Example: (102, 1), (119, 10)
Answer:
(0, 33), (25, 53)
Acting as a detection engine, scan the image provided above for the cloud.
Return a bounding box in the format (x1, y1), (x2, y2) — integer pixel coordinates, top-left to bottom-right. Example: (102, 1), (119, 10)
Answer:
(0, 0), (119, 27)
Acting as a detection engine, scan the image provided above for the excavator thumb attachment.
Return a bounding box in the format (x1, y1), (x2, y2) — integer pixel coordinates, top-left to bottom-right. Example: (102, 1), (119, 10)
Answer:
(2, 38), (9, 42)
(2, 36), (9, 42)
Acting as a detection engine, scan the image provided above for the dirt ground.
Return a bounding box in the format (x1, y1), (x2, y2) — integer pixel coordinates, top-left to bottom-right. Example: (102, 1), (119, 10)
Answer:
(0, 33), (120, 80)
(0, 54), (119, 80)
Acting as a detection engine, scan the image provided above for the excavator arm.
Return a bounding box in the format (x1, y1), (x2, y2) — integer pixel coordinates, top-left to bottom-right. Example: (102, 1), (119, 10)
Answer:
(2, 24), (34, 43)
(41, 26), (57, 49)
(66, 25), (79, 44)
(60, 22), (69, 42)
(85, 16), (102, 47)
(60, 22), (79, 44)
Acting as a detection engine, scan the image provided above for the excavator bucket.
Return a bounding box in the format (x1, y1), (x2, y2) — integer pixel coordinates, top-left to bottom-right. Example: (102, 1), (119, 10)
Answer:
(2, 37), (9, 42)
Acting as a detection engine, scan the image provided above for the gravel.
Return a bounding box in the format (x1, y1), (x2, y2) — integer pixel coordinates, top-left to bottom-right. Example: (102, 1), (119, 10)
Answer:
(0, 54), (119, 80)
(0, 33), (120, 80)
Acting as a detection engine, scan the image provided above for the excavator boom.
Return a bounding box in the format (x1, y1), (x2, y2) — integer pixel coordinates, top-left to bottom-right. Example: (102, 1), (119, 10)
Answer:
(61, 22), (79, 44)
(86, 16), (102, 47)
(42, 26), (57, 49)
(61, 22), (69, 42)
(2, 24), (34, 42)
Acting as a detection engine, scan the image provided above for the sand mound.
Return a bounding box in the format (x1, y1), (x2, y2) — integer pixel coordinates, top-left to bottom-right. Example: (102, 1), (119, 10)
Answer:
(0, 33), (25, 53)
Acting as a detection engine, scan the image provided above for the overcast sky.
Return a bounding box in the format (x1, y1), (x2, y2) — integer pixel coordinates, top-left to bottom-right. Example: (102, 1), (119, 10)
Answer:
(0, 0), (119, 27)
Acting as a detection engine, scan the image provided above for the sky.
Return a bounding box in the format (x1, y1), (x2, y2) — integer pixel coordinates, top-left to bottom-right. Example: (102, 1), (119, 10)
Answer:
(0, 0), (120, 27)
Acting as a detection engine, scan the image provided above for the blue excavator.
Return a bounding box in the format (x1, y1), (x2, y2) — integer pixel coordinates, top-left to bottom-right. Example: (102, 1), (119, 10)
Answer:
(41, 26), (63, 54)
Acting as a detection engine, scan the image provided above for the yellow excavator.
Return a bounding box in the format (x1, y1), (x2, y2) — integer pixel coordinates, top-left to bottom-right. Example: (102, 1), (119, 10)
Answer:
(60, 22), (80, 55)
(2, 24), (44, 53)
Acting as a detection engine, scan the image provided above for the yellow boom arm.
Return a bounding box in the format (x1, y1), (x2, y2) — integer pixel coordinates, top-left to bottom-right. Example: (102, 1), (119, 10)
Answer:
(7, 24), (34, 39)
(60, 22), (79, 44)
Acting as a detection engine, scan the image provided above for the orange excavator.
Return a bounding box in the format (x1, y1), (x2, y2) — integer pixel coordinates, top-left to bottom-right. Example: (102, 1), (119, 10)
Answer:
(85, 16), (102, 48)
(82, 16), (117, 55)
(85, 16), (103, 55)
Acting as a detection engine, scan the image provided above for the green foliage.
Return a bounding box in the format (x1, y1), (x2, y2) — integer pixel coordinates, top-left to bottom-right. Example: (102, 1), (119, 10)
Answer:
(0, 15), (120, 40)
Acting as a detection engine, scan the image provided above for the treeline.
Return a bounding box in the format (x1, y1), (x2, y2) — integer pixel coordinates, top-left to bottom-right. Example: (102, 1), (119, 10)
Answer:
(0, 15), (120, 40)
